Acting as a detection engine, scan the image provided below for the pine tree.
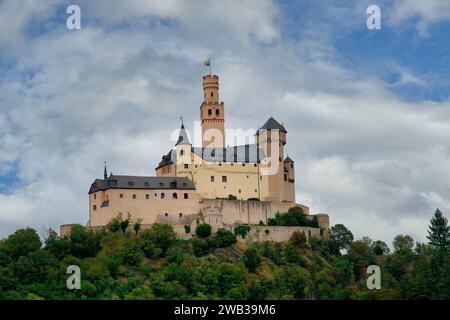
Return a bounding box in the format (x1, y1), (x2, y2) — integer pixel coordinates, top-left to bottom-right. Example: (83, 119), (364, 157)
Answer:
(426, 209), (450, 252)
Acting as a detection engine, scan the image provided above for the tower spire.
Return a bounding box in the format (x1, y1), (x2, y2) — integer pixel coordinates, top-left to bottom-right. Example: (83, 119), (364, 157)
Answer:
(176, 118), (190, 146)
(104, 161), (107, 181)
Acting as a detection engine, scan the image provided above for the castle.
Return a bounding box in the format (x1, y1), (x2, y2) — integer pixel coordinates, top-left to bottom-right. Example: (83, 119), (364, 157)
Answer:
(62, 74), (330, 240)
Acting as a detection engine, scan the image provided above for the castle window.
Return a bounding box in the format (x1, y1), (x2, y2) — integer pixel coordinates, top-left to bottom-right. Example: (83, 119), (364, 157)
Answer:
(184, 164), (189, 169)
(208, 109), (212, 116)
(120, 194), (124, 198)
(173, 193), (177, 199)
(222, 176), (227, 183)
(242, 164), (245, 167)
(165, 213), (168, 217)
(255, 189), (257, 192)
(290, 164), (294, 168)
(93, 205), (97, 211)
(284, 174), (288, 181)
(180, 150), (185, 156)
(128, 181), (135, 186)
(211, 92), (214, 97)
(161, 193), (165, 199)
(133, 194), (137, 199)
(146, 194), (149, 199)
(216, 109), (219, 116)
(184, 193), (188, 199)
(211, 176), (215, 182)
(179, 213), (183, 218)
(254, 164), (257, 167)
(154, 193), (157, 197)
(93, 194), (96, 200)
(144, 181), (149, 187)
(238, 189), (241, 193)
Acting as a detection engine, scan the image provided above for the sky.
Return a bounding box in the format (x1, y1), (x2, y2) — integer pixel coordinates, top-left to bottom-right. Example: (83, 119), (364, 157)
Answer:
(0, 0), (449, 246)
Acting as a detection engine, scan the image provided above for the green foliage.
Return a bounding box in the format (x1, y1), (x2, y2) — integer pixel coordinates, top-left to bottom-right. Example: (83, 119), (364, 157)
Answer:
(328, 224), (354, 254)
(290, 231), (308, 248)
(227, 194), (238, 200)
(1, 209), (450, 300)
(427, 208), (450, 252)
(139, 224), (176, 258)
(2, 228), (42, 260)
(234, 225), (251, 238)
(184, 225), (191, 234)
(195, 224), (212, 238)
(247, 197), (260, 201)
(242, 247), (262, 272)
(393, 234), (414, 254)
(267, 207), (319, 227)
(370, 240), (390, 256)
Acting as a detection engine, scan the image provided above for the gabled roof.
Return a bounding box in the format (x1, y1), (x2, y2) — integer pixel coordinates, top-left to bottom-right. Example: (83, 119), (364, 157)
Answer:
(89, 175), (195, 194)
(258, 117), (287, 134)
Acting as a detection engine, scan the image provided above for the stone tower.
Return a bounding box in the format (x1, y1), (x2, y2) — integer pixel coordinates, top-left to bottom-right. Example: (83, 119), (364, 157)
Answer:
(200, 75), (225, 148)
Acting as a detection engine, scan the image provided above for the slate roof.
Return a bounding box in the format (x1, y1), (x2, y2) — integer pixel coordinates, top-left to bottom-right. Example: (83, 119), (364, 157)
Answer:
(256, 117), (287, 134)
(192, 144), (265, 163)
(175, 123), (190, 146)
(89, 175), (195, 194)
(284, 156), (294, 163)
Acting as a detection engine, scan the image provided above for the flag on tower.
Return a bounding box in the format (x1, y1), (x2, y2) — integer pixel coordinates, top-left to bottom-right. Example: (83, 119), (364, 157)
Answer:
(202, 58), (211, 66)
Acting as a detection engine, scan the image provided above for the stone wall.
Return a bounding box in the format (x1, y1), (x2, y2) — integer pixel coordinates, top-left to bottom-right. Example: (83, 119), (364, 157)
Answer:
(240, 225), (322, 243)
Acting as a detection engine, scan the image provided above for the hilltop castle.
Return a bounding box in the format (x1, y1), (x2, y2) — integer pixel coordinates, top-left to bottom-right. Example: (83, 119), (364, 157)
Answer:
(63, 74), (330, 240)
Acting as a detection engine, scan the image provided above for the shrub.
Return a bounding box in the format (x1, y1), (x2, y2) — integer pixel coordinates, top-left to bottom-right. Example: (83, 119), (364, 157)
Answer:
(227, 194), (238, 200)
(215, 229), (237, 247)
(195, 224), (212, 238)
(184, 225), (191, 234)
(242, 247), (262, 272)
(234, 225), (251, 238)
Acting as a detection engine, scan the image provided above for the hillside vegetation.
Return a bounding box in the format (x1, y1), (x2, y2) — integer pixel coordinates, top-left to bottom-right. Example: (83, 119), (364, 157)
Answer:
(0, 209), (449, 300)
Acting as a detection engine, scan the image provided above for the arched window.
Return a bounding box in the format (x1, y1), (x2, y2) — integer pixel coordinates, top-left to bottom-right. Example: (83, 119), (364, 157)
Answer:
(161, 193), (165, 199)
(211, 92), (214, 97)
(216, 109), (219, 116)
(173, 193), (177, 199)
(180, 150), (184, 156)
(184, 193), (188, 199)
(208, 109), (212, 116)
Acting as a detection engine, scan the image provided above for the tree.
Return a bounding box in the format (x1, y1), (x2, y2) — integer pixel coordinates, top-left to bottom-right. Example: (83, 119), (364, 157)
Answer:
(393, 234), (414, 254)
(195, 224), (212, 238)
(2, 228), (42, 260)
(328, 224), (354, 254)
(140, 224), (177, 257)
(214, 228), (237, 247)
(290, 231), (308, 248)
(133, 218), (143, 235)
(426, 208), (450, 252)
(242, 247), (262, 272)
(370, 240), (390, 256)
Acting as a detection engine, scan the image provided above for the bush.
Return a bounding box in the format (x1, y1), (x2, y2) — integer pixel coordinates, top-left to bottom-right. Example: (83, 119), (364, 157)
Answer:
(242, 247), (262, 272)
(139, 224), (177, 258)
(267, 207), (314, 227)
(184, 225), (191, 234)
(234, 225), (251, 238)
(215, 229), (237, 247)
(195, 224), (212, 238)
(290, 231), (308, 248)
(227, 194), (237, 200)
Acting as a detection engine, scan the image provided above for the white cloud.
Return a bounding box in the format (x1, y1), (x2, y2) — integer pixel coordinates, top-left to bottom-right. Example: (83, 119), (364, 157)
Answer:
(391, 0), (450, 36)
(0, 0), (449, 247)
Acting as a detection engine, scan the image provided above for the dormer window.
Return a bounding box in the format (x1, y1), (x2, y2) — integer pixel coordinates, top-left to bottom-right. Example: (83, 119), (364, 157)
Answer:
(128, 181), (134, 186)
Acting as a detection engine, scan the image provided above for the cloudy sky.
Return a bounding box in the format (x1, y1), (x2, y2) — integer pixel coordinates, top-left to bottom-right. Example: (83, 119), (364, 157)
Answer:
(0, 0), (449, 245)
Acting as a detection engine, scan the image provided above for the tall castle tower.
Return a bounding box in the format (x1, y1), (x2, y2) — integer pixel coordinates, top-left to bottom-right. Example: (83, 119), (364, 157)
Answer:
(200, 75), (225, 148)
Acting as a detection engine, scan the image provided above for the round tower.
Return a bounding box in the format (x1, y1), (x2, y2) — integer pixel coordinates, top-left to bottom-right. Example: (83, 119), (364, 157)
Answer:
(200, 75), (225, 148)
